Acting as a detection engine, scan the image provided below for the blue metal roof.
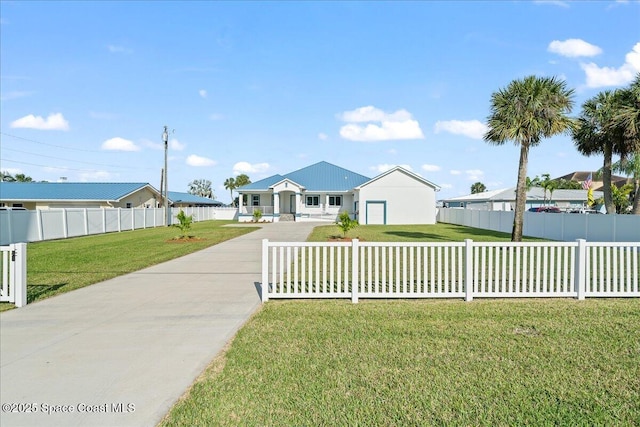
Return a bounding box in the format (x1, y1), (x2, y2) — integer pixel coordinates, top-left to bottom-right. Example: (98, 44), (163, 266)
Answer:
(0, 182), (156, 201)
(237, 162), (370, 192)
(168, 191), (223, 206)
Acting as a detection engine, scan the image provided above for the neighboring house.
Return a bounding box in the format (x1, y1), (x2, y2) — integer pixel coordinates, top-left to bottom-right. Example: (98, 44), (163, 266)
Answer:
(442, 187), (603, 211)
(168, 191), (224, 207)
(237, 161), (440, 224)
(556, 171), (632, 192)
(0, 182), (163, 209)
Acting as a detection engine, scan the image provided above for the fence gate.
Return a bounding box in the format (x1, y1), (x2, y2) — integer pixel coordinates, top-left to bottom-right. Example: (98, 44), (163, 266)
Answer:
(0, 243), (27, 307)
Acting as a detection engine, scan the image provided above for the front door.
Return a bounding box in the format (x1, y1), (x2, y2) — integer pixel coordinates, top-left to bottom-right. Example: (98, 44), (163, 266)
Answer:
(290, 194), (296, 214)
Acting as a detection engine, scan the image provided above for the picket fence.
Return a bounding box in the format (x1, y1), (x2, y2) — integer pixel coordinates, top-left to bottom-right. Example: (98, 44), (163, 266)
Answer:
(0, 243), (27, 307)
(0, 206), (238, 245)
(261, 239), (640, 303)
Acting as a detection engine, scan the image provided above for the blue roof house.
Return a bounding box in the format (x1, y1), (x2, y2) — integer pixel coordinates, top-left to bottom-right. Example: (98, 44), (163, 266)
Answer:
(237, 161), (440, 224)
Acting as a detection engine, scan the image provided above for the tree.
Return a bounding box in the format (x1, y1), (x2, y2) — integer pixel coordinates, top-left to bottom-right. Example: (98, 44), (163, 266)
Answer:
(1, 172), (33, 182)
(572, 91), (625, 214)
(188, 179), (214, 199)
(470, 182), (486, 194)
(484, 75), (575, 241)
(539, 174), (558, 205)
(336, 211), (358, 238)
(235, 174), (251, 188)
(611, 153), (640, 214)
(223, 177), (236, 207)
(610, 184), (634, 214)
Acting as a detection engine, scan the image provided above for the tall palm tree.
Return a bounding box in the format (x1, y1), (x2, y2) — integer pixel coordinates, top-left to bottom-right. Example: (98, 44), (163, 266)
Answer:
(470, 182), (486, 194)
(484, 75), (575, 241)
(572, 91), (625, 214)
(224, 177), (236, 207)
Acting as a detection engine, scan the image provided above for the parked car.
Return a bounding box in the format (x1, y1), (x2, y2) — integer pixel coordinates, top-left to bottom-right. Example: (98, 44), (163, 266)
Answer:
(528, 206), (561, 213)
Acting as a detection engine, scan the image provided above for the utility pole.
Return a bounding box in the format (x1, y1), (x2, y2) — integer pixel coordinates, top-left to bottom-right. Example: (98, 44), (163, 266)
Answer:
(163, 126), (170, 226)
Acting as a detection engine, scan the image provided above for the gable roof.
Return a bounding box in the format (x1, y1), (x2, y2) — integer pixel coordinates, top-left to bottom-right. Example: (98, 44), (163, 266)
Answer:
(237, 161), (370, 192)
(0, 182), (158, 202)
(356, 166), (440, 191)
(168, 191), (223, 206)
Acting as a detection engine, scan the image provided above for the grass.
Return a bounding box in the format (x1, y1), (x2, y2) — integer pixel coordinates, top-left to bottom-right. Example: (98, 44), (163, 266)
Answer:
(0, 220), (257, 311)
(161, 299), (640, 426)
(308, 222), (547, 242)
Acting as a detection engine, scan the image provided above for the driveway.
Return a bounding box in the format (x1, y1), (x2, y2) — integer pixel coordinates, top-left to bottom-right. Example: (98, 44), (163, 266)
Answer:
(0, 222), (319, 427)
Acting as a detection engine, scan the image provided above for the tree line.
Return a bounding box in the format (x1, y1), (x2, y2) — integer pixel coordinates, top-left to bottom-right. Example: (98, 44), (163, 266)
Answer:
(484, 73), (639, 241)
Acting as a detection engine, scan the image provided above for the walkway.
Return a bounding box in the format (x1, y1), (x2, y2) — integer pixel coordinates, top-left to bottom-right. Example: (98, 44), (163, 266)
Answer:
(0, 222), (318, 427)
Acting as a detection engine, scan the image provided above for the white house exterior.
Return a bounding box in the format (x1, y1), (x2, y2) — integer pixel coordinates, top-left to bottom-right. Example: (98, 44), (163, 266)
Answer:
(237, 161), (440, 224)
(355, 167), (439, 224)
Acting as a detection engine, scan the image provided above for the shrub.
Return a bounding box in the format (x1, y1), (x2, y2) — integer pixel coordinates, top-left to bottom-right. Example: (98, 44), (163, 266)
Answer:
(252, 209), (263, 222)
(336, 211), (358, 237)
(174, 210), (193, 237)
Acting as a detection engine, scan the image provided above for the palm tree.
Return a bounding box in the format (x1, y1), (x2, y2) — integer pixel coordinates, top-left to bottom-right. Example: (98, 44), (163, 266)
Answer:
(224, 177), (236, 207)
(484, 75), (575, 241)
(612, 153), (640, 214)
(572, 91), (626, 214)
(470, 182), (486, 194)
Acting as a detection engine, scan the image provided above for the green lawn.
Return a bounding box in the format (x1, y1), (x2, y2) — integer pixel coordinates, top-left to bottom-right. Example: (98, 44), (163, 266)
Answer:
(162, 299), (640, 426)
(0, 220), (257, 311)
(161, 223), (639, 426)
(308, 222), (547, 242)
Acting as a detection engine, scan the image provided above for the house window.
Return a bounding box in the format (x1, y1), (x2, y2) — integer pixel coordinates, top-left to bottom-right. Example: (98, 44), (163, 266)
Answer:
(126, 203), (132, 208)
(328, 196), (342, 206)
(13, 203), (24, 208)
(252, 195), (260, 206)
(306, 195), (319, 206)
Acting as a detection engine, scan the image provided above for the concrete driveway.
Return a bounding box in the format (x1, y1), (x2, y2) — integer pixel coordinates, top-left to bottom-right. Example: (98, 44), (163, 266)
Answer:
(0, 222), (318, 427)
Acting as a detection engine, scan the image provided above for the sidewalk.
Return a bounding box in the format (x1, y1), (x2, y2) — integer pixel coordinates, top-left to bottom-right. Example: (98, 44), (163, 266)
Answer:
(0, 222), (318, 427)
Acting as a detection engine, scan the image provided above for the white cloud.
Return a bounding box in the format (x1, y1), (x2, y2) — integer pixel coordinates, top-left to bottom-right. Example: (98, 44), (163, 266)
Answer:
(170, 138), (185, 151)
(434, 120), (488, 140)
(2, 167), (22, 175)
(318, 132), (328, 140)
(581, 42), (640, 88)
(548, 39), (602, 57)
(186, 154), (217, 167)
(1, 91), (34, 101)
(440, 183), (454, 189)
(199, 89), (207, 98)
(10, 113), (69, 131)
(465, 169), (484, 181)
(371, 164), (413, 173)
(233, 161), (270, 175)
(140, 138), (163, 150)
(421, 164), (441, 172)
(338, 106), (425, 142)
(450, 170), (462, 175)
(78, 171), (113, 181)
(533, 0), (570, 7)
(101, 137), (140, 152)
(107, 45), (133, 54)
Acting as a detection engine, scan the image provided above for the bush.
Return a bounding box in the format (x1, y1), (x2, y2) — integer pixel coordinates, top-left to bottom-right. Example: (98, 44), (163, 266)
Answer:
(174, 210), (193, 237)
(336, 211), (358, 237)
(252, 209), (263, 222)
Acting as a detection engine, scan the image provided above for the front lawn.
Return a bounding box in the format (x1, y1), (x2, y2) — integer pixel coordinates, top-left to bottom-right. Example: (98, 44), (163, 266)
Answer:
(162, 299), (640, 426)
(0, 220), (257, 311)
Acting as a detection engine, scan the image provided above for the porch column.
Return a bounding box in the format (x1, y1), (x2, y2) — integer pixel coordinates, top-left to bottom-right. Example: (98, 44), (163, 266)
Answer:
(273, 192), (280, 216)
(295, 193), (301, 216)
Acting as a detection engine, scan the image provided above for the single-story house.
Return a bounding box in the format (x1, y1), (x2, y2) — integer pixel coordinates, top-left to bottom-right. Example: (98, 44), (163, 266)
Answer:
(556, 171), (632, 192)
(237, 161), (440, 224)
(167, 191), (224, 207)
(441, 187), (604, 211)
(0, 182), (222, 210)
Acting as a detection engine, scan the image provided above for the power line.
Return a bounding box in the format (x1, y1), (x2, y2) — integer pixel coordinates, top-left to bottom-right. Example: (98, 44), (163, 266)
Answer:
(0, 158), (112, 172)
(0, 131), (104, 153)
(1, 147), (156, 170)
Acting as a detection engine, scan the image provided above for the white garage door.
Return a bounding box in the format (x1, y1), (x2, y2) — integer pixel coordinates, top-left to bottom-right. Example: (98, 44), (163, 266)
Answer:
(366, 201), (386, 225)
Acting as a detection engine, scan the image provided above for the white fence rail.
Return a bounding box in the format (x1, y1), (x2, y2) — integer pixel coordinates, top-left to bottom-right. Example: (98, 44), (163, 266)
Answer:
(437, 208), (640, 242)
(0, 243), (27, 307)
(0, 207), (238, 245)
(261, 239), (640, 302)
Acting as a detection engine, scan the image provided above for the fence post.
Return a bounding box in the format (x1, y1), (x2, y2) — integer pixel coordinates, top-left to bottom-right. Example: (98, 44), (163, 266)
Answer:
(12, 243), (27, 307)
(575, 239), (587, 300)
(464, 239), (474, 302)
(351, 239), (359, 304)
(261, 239), (269, 302)
(62, 209), (69, 239)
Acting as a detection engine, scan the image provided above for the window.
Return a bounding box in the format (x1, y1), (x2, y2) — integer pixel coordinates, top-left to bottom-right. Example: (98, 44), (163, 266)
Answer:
(328, 196), (342, 206)
(252, 195), (260, 206)
(13, 203), (24, 208)
(125, 203), (132, 208)
(306, 196), (319, 206)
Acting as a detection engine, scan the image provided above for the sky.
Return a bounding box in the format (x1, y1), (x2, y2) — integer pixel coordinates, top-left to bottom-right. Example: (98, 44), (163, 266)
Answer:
(1, 1), (639, 204)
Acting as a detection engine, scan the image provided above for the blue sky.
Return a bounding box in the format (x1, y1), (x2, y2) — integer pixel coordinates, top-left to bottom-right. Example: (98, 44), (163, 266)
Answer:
(1, 1), (639, 203)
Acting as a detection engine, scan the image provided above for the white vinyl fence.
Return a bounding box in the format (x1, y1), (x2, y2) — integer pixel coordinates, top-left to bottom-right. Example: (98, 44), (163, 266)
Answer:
(0, 243), (27, 307)
(437, 208), (640, 242)
(261, 239), (639, 303)
(0, 207), (238, 245)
